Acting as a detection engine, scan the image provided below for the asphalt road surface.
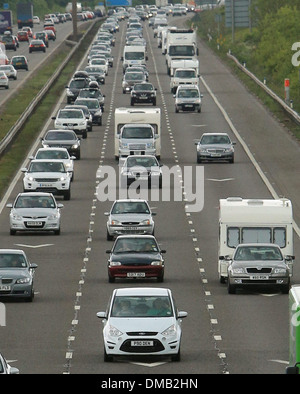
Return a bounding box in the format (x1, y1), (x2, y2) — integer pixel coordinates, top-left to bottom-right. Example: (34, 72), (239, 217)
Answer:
(0, 14), (299, 376)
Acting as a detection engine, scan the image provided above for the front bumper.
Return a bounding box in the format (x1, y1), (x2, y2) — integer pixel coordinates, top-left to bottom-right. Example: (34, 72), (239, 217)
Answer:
(197, 152), (234, 161)
(10, 218), (60, 232)
(176, 103), (201, 112)
(107, 224), (154, 237)
(228, 275), (290, 287)
(119, 148), (156, 157)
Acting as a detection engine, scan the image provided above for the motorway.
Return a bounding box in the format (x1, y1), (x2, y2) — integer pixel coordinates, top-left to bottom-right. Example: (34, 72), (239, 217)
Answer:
(0, 13), (300, 375)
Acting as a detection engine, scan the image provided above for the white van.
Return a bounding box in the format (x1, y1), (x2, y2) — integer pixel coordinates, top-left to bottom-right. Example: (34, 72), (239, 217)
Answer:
(114, 107), (161, 159)
(121, 45), (148, 73)
(218, 197), (294, 283)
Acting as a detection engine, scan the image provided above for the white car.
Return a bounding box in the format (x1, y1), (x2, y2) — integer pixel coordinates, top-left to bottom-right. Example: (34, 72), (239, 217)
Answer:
(52, 108), (88, 139)
(0, 353), (19, 374)
(97, 287), (187, 362)
(22, 159), (72, 200)
(0, 71), (9, 89)
(88, 57), (108, 75)
(7, 192), (63, 235)
(29, 147), (75, 181)
(33, 16), (40, 24)
(0, 65), (17, 80)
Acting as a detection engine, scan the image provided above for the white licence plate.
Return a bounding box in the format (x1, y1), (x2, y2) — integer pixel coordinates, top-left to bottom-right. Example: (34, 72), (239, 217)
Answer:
(184, 104), (193, 107)
(131, 340), (153, 346)
(127, 272), (145, 277)
(39, 184), (53, 187)
(125, 227), (139, 230)
(250, 275), (269, 280)
(27, 221), (43, 226)
(0, 285), (11, 291)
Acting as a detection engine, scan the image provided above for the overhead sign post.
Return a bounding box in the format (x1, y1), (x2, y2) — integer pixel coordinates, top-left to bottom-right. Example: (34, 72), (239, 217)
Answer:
(225, 0), (252, 42)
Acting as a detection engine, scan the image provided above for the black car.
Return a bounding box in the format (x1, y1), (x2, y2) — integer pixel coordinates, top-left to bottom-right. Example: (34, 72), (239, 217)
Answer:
(65, 77), (90, 104)
(130, 82), (157, 106)
(74, 98), (102, 125)
(10, 56), (28, 71)
(35, 31), (49, 47)
(41, 130), (81, 159)
(77, 88), (105, 111)
(106, 235), (166, 283)
(84, 65), (106, 84)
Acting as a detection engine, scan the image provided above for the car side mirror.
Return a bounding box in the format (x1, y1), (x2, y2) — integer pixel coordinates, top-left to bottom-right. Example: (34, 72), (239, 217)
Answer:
(21, 167), (27, 172)
(106, 250), (111, 254)
(160, 249), (166, 254)
(57, 203), (64, 208)
(6, 203), (12, 208)
(96, 311), (107, 319)
(104, 212), (109, 216)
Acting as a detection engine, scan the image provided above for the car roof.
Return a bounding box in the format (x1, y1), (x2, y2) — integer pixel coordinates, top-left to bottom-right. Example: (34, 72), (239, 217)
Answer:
(17, 191), (54, 197)
(202, 132), (229, 136)
(113, 199), (148, 203)
(0, 249), (26, 256)
(114, 287), (170, 297)
(177, 84), (199, 90)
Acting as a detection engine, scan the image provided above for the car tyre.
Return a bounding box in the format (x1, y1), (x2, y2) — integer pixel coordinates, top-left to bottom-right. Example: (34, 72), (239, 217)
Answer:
(227, 281), (236, 294)
(106, 230), (113, 241)
(108, 274), (115, 283)
(64, 189), (71, 201)
(197, 156), (202, 164)
(54, 228), (61, 235)
(10, 229), (16, 235)
(171, 348), (181, 362)
(130, 100), (134, 106)
(104, 348), (113, 362)
(82, 131), (87, 139)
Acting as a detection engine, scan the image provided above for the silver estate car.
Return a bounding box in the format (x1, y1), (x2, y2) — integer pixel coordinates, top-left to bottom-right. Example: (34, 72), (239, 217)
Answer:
(7, 192), (63, 235)
(105, 199), (156, 240)
(227, 243), (293, 294)
(0, 249), (37, 301)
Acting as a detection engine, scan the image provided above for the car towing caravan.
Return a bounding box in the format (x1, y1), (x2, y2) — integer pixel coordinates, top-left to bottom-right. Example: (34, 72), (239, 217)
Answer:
(218, 197), (294, 283)
(114, 107), (161, 160)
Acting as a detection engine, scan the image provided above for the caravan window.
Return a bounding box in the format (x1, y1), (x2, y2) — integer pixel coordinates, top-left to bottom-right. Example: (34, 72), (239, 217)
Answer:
(274, 227), (286, 248)
(242, 227), (271, 244)
(227, 227), (240, 248)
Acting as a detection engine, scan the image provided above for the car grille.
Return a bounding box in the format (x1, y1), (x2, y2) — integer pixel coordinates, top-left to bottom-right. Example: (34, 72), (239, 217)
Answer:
(122, 222), (140, 225)
(62, 123), (78, 127)
(1, 278), (13, 284)
(207, 149), (226, 154)
(120, 339), (164, 353)
(126, 332), (158, 336)
(129, 144), (147, 150)
(34, 178), (60, 182)
(246, 268), (272, 274)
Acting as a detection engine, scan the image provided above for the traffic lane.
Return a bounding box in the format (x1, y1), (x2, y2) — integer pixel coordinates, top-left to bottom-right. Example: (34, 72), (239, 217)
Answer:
(0, 20), (92, 106)
(197, 36), (300, 227)
(145, 19), (294, 374)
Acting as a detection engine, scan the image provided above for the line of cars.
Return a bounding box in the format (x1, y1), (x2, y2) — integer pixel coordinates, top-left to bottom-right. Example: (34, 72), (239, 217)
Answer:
(95, 6), (188, 364)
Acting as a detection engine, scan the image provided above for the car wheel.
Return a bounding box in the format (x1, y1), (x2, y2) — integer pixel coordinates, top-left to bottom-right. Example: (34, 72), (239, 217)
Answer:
(281, 284), (290, 294)
(106, 230), (113, 241)
(76, 152), (81, 160)
(227, 281), (236, 294)
(64, 189), (71, 201)
(157, 274), (164, 283)
(153, 100), (156, 106)
(175, 107), (179, 113)
(219, 275), (226, 284)
(229, 155), (234, 164)
(10, 229), (16, 235)
(82, 131), (87, 139)
(98, 118), (102, 126)
(5, 86), (8, 89)
(171, 348), (181, 362)
(25, 288), (34, 302)
(108, 274), (115, 283)
(130, 100), (134, 106)
(14, 76), (17, 80)
(104, 348), (113, 362)
(198, 107), (201, 113)
(197, 156), (202, 164)
(54, 228), (61, 235)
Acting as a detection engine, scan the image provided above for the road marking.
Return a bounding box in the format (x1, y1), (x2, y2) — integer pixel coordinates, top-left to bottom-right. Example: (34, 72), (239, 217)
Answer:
(14, 243), (54, 248)
(269, 359), (289, 365)
(129, 361), (168, 367)
(206, 178), (235, 182)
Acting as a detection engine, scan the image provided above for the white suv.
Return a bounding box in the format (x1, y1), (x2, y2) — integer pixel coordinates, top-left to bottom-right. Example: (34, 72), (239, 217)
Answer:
(118, 124), (157, 158)
(52, 108), (88, 139)
(22, 160), (72, 200)
(174, 84), (203, 113)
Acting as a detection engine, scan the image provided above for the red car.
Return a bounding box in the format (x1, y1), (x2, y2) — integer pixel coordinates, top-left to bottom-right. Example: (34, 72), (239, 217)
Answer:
(22, 26), (33, 37)
(17, 30), (29, 42)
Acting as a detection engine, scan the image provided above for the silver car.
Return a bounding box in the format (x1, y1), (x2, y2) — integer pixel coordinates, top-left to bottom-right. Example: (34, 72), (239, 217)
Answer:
(174, 84), (203, 113)
(227, 243), (293, 294)
(0, 249), (37, 301)
(105, 199), (156, 240)
(195, 132), (236, 163)
(0, 64), (17, 80)
(0, 71), (9, 89)
(0, 353), (19, 374)
(7, 192), (63, 235)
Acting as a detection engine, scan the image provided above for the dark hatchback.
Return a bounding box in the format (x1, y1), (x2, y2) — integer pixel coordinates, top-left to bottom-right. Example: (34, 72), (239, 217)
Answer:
(65, 77), (90, 104)
(41, 130), (81, 159)
(106, 235), (166, 283)
(10, 56), (28, 70)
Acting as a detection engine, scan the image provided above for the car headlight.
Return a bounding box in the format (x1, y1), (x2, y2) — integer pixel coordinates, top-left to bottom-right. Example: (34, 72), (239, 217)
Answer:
(120, 142), (128, 148)
(11, 213), (22, 220)
(72, 144), (79, 149)
(140, 219), (150, 225)
(274, 268), (287, 274)
(151, 260), (162, 266)
(60, 176), (67, 182)
(162, 324), (177, 336)
(27, 176), (34, 181)
(224, 147), (234, 153)
(232, 268), (245, 274)
(111, 220), (121, 225)
(109, 261), (122, 266)
(146, 143), (154, 148)
(107, 325), (123, 337)
(16, 277), (31, 284)
(48, 214), (59, 220)
(197, 147), (206, 153)
(67, 89), (74, 96)
(79, 121), (86, 126)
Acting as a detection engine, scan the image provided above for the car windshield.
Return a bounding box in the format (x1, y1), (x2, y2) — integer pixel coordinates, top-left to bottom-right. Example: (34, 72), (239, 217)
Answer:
(78, 90), (102, 99)
(111, 296), (173, 317)
(134, 84), (153, 91)
(113, 238), (159, 253)
(174, 70), (196, 78)
(85, 67), (104, 74)
(124, 52), (144, 60)
(200, 135), (231, 145)
(58, 110), (84, 119)
(178, 89), (199, 98)
(111, 201), (150, 214)
(69, 79), (87, 89)
(121, 126), (153, 139)
(126, 157), (158, 167)
(234, 246), (283, 261)
(45, 132), (75, 141)
(36, 150), (69, 160)
(75, 100), (99, 109)
(12, 57), (25, 63)
(0, 254), (27, 268)
(29, 161), (66, 173)
(125, 72), (144, 81)
(15, 195), (56, 208)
